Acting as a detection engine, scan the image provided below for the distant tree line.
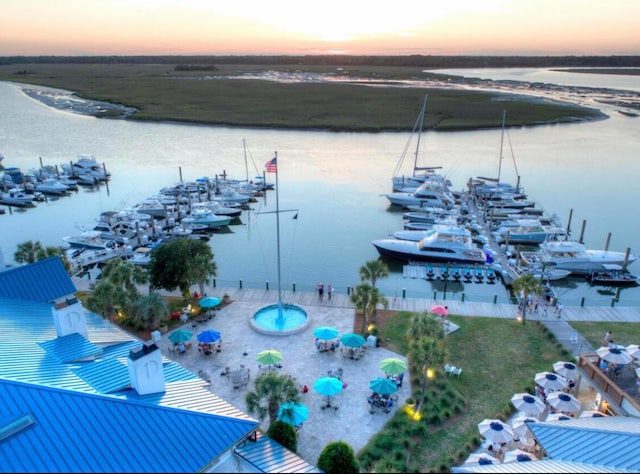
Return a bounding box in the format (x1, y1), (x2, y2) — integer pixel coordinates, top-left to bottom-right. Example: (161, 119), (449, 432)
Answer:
(1, 54), (639, 68)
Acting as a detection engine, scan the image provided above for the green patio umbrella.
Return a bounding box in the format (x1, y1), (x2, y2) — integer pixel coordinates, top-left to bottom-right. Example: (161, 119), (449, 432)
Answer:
(379, 358), (408, 375)
(168, 329), (192, 344)
(256, 349), (283, 366)
(340, 333), (366, 348)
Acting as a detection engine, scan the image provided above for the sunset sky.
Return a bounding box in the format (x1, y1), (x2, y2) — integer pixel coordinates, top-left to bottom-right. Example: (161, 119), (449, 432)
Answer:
(1, 0), (639, 56)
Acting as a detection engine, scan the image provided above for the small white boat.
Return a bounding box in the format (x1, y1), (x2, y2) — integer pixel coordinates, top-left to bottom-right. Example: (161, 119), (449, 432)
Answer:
(0, 189), (36, 207)
(126, 247), (153, 266)
(35, 178), (70, 195)
(182, 208), (232, 229)
(63, 230), (116, 249)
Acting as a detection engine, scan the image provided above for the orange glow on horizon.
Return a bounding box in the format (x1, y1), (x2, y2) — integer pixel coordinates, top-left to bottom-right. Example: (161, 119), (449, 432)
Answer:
(0, 0), (638, 56)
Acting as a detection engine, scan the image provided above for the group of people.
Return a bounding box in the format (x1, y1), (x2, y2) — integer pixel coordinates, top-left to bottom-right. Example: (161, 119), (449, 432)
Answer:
(367, 393), (395, 413)
(316, 283), (333, 302)
(198, 341), (222, 356)
(315, 338), (340, 352)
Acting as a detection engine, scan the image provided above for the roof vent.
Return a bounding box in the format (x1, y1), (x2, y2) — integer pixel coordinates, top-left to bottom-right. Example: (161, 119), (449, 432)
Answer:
(0, 414), (36, 442)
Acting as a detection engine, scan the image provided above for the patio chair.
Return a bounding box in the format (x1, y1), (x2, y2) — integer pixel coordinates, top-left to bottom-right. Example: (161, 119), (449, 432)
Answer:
(451, 367), (462, 377)
(570, 332), (578, 344)
(444, 364), (454, 375)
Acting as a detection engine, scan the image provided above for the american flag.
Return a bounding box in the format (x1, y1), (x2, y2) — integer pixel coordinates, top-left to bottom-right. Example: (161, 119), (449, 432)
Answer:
(265, 157), (277, 173)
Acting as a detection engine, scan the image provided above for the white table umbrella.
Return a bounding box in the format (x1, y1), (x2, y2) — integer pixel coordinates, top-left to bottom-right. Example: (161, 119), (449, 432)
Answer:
(546, 412), (572, 422)
(511, 415), (538, 439)
(503, 448), (538, 463)
(510, 393), (546, 417)
(478, 419), (514, 444)
(534, 371), (568, 391)
(547, 391), (582, 413)
(464, 453), (501, 467)
(552, 360), (579, 379)
(625, 344), (640, 359)
(596, 346), (634, 365)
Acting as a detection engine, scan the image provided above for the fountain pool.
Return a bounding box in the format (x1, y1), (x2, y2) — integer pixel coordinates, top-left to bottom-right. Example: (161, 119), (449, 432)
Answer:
(250, 303), (310, 336)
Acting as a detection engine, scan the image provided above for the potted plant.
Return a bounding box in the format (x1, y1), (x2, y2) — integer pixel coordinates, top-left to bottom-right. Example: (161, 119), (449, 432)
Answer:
(158, 319), (169, 334)
(222, 294), (231, 305)
(405, 397), (416, 409)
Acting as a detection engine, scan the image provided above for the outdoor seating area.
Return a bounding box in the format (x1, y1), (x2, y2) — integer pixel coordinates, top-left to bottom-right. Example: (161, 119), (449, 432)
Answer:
(367, 393), (398, 414)
(158, 300), (410, 465)
(444, 364), (463, 377)
(341, 346), (366, 360)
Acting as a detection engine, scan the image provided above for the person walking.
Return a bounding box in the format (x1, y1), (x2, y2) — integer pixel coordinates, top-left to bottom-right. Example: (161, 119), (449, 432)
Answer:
(317, 283), (324, 302)
(327, 285), (333, 301)
(604, 331), (613, 345)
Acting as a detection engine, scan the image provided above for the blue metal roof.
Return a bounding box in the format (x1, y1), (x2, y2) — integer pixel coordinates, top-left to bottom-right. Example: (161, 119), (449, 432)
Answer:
(0, 293), (261, 472)
(452, 459), (628, 473)
(235, 431), (323, 473)
(38, 332), (103, 363)
(0, 379), (258, 473)
(0, 257), (76, 302)
(529, 417), (640, 471)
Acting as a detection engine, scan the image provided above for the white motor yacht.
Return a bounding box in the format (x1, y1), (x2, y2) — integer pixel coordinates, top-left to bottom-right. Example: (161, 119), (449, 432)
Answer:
(0, 189), (36, 207)
(522, 239), (637, 275)
(373, 225), (487, 264)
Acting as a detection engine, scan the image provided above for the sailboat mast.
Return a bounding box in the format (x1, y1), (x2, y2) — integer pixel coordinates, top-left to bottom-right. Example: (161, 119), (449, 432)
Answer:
(243, 138), (249, 182)
(413, 95), (428, 174)
(497, 110), (506, 183)
(274, 151), (282, 309)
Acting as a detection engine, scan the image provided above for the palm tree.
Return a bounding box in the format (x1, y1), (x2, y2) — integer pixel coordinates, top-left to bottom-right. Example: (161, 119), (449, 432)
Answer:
(406, 312), (444, 341)
(408, 335), (447, 414)
(131, 291), (169, 330)
(191, 252), (217, 297)
(350, 283), (388, 333)
(245, 371), (301, 424)
(511, 274), (543, 325)
(14, 240), (44, 264)
(358, 259), (389, 288)
(101, 258), (148, 298)
(87, 280), (128, 322)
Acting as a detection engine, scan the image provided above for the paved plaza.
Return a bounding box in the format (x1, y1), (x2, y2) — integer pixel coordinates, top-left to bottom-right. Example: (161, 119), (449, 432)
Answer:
(158, 299), (411, 465)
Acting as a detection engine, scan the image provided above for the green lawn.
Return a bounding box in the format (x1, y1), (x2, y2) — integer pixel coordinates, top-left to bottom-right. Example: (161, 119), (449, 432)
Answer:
(570, 321), (640, 349)
(360, 311), (569, 472)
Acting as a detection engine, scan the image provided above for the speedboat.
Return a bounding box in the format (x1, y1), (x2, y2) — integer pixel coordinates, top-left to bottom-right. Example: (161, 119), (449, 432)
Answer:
(385, 179), (456, 209)
(372, 225), (487, 264)
(189, 201), (242, 218)
(492, 218), (566, 245)
(524, 239), (638, 275)
(35, 178), (70, 195)
(588, 264), (639, 287)
(0, 189), (36, 207)
(62, 230), (117, 250)
(182, 208), (232, 229)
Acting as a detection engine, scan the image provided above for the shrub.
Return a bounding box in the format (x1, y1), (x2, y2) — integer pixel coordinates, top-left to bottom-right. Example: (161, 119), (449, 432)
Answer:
(317, 441), (360, 474)
(267, 420), (297, 452)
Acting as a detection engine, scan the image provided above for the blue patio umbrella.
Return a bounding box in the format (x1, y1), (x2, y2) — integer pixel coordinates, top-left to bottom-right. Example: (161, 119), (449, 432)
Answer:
(340, 333), (366, 348)
(277, 402), (309, 427)
(313, 326), (339, 340)
(197, 329), (221, 343)
(369, 377), (399, 396)
(168, 329), (192, 344)
(198, 297), (221, 309)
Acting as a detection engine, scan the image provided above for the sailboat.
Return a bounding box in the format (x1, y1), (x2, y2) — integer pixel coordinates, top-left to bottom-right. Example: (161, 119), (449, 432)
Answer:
(391, 95), (446, 192)
(471, 111), (524, 200)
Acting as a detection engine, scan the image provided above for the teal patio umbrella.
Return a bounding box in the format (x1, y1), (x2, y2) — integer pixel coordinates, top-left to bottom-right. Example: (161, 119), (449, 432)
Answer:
(198, 296), (221, 309)
(313, 326), (339, 340)
(340, 333), (366, 348)
(168, 329), (192, 344)
(369, 377), (399, 396)
(313, 376), (344, 408)
(277, 402), (309, 427)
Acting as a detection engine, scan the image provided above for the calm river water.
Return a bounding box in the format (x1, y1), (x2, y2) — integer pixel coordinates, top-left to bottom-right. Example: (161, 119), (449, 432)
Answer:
(1, 68), (639, 307)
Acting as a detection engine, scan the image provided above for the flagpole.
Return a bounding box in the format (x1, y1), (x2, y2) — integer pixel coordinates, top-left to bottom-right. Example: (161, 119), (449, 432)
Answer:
(274, 151), (283, 315)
